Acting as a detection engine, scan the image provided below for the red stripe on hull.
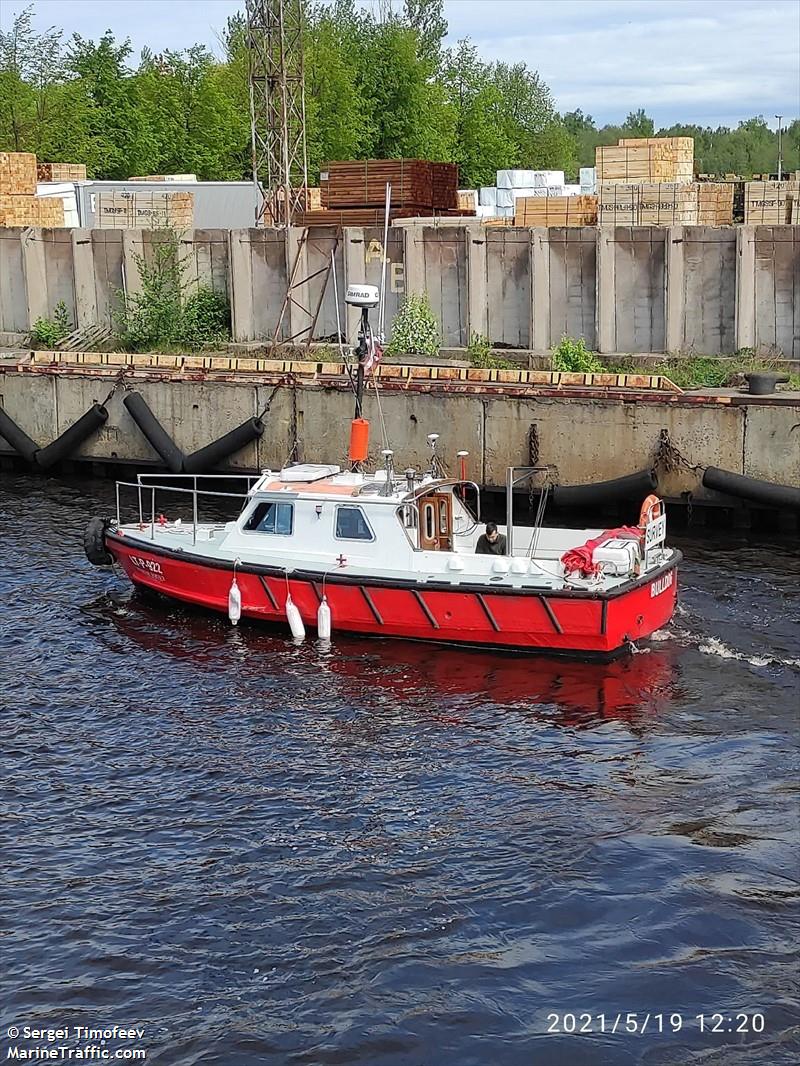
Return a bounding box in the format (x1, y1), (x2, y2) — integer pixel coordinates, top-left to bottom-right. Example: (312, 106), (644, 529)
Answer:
(107, 537), (678, 657)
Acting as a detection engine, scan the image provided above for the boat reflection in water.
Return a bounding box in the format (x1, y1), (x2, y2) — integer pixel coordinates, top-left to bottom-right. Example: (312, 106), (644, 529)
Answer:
(91, 589), (679, 731)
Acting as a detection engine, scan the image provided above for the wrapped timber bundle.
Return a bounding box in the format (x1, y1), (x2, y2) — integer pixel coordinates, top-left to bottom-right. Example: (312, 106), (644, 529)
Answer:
(598, 182), (733, 225)
(37, 162), (87, 181)
(744, 181), (800, 224)
(514, 195), (598, 226)
(0, 152), (66, 226)
(95, 190), (194, 229)
(596, 137), (694, 185)
(129, 174), (197, 182)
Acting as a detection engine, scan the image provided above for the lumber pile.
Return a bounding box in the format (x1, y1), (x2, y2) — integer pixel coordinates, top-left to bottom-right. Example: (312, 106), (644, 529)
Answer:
(0, 152), (66, 226)
(744, 181), (800, 224)
(514, 195), (598, 226)
(94, 190), (194, 229)
(598, 182), (733, 225)
(596, 137), (694, 185)
(327, 159), (459, 209)
(37, 162), (87, 182)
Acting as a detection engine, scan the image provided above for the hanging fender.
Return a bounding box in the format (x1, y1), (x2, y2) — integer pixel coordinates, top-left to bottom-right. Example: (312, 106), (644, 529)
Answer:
(35, 403), (108, 470)
(123, 392), (185, 474)
(0, 405), (39, 464)
(183, 418), (265, 474)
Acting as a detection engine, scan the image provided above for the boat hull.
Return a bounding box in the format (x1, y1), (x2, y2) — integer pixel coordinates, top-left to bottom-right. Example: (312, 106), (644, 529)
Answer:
(105, 532), (679, 659)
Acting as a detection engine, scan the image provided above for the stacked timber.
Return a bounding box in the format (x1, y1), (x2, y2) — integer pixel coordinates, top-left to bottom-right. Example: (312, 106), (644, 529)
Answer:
(743, 181), (800, 224)
(95, 190), (194, 229)
(596, 137), (694, 184)
(308, 159), (463, 225)
(598, 182), (733, 225)
(514, 195), (598, 226)
(37, 162), (87, 181)
(0, 152), (66, 226)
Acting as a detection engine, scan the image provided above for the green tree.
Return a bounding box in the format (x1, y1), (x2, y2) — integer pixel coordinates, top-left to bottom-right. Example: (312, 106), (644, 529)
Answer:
(622, 109), (655, 138)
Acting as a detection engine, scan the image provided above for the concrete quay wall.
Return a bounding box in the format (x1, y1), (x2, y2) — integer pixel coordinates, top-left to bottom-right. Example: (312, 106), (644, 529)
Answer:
(1, 366), (797, 502)
(0, 224), (798, 357)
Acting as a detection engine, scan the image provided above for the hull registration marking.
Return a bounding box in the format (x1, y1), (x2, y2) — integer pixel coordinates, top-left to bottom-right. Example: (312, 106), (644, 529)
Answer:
(130, 555), (165, 581)
(650, 570), (674, 598)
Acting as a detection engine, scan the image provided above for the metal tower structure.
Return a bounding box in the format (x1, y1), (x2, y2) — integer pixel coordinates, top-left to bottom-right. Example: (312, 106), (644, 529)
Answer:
(246, 0), (309, 227)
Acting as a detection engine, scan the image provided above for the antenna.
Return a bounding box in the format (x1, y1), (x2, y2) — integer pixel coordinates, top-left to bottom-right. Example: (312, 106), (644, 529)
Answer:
(246, 0), (308, 227)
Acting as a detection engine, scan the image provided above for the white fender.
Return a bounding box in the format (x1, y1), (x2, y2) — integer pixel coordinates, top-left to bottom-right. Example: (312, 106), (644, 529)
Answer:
(228, 576), (242, 625)
(317, 596), (332, 640)
(286, 594), (305, 640)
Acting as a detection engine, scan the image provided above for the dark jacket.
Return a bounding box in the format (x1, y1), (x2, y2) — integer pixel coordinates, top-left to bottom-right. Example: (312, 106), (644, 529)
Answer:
(476, 532), (507, 556)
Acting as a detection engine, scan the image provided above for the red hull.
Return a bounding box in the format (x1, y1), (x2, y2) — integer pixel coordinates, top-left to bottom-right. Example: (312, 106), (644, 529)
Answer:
(106, 532), (679, 659)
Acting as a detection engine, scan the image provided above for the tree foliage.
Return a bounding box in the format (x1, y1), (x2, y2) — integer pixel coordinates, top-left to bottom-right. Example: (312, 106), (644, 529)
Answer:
(1, 3), (796, 185)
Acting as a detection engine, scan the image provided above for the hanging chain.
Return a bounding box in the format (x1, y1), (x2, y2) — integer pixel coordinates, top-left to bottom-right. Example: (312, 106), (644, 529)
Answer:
(653, 428), (704, 475)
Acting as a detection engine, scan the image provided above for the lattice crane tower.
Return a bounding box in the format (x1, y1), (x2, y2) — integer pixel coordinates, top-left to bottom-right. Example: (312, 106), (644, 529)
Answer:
(246, 0), (309, 227)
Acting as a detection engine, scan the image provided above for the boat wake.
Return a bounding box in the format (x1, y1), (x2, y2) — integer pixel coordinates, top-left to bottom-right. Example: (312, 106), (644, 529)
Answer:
(649, 616), (800, 670)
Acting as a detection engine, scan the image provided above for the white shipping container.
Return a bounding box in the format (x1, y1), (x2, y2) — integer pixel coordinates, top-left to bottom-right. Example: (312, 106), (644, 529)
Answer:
(479, 186), (497, 207)
(496, 188), (514, 208)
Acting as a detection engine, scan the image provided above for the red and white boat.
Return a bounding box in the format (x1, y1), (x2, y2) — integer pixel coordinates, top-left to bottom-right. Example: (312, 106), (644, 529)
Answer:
(85, 285), (679, 659)
(86, 456), (679, 660)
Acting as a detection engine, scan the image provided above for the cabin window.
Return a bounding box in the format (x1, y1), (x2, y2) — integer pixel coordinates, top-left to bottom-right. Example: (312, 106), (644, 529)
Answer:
(335, 505), (374, 541)
(244, 500), (294, 535)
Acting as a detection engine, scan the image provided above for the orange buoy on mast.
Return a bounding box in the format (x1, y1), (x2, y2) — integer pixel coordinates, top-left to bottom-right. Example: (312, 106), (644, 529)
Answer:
(348, 418), (370, 463)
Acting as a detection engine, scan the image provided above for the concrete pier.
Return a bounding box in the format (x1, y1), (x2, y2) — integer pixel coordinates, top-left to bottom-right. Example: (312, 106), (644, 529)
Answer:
(1, 356), (797, 503)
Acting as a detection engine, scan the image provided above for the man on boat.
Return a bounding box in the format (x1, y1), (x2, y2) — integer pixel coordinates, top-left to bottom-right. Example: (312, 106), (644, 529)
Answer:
(476, 522), (507, 556)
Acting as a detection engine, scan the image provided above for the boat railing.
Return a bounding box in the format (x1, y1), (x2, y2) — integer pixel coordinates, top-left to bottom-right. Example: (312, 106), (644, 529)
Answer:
(115, 473), (260, 545)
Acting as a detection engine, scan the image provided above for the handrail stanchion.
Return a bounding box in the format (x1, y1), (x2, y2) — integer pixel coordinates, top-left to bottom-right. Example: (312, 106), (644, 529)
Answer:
(151, 487), (156, 540)
(506, 466), (514, 556)
(116, 481), (121, 525)
(193, 476), (198, 545)
(137, 481), (143, 526)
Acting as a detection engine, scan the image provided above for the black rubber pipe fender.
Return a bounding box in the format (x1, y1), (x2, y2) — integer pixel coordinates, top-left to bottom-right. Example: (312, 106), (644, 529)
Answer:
(183, 417), (265, 474)
(702, 466), (800, 510)
(0, 405), (39, 463)
(123, 391), (185, 474)
(35, 403), (109, 470)
(551, 468), (658, 508)
(84, 516), (113, 566)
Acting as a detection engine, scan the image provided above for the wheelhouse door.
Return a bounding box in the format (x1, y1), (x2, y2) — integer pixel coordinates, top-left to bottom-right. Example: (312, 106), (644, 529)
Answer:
(419, 493), (452, 551)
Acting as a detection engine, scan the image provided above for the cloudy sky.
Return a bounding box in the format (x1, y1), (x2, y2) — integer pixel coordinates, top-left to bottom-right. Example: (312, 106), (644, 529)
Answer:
(4, 0), (799, 127)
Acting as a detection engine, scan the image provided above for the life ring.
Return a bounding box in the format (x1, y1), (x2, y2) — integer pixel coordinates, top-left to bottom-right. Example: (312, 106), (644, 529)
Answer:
(639, 494), (663, 527)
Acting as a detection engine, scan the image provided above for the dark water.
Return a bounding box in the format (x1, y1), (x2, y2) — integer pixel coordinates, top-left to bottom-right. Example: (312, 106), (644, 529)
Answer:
(1, 475), (798, 1066)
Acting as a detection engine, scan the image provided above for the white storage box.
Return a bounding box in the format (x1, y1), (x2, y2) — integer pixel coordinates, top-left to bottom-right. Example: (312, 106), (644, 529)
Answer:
(479, 186), (497, 207)
(594, 538), (640, 576)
